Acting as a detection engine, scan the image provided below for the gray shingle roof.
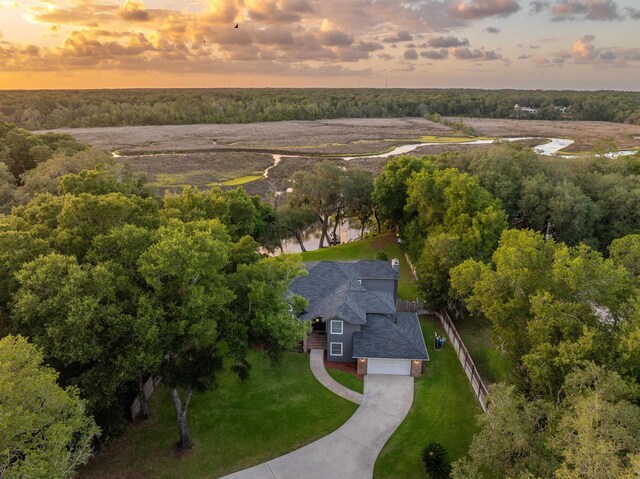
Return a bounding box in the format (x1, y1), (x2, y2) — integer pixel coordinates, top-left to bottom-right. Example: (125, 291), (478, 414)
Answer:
(352, 313), (429, 360)
(288, 260), (427, 361)
(289, 260), (398, 324)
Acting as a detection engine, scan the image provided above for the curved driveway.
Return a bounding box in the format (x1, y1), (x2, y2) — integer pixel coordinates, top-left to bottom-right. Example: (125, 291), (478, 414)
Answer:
(221, 355), (414, 479)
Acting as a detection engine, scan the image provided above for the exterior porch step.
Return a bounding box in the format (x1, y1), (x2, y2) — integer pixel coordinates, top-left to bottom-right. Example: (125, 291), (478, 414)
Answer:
(304, 334), (327, 352)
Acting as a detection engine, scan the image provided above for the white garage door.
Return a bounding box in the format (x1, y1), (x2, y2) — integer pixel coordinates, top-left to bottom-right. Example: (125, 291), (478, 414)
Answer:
(367, 358), (412, 376)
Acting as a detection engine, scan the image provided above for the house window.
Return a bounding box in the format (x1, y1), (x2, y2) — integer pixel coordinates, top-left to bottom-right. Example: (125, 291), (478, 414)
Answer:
(329, 342), (343, 357)
(330, 320), (343, 335)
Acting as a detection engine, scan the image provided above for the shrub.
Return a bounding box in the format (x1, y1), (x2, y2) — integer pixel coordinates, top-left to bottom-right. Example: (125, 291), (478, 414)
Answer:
(376, 250), (389, 261)
(422, 442), (452, 479)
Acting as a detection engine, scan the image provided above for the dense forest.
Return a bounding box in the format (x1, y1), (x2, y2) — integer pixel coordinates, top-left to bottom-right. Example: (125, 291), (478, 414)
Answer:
(372, 149), (640, 478)
(1, 88), (640, 130)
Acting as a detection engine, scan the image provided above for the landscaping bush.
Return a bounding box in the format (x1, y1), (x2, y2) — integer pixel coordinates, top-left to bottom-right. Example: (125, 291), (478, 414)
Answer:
(376, 250), (389, 261)
(422, 442), (452, 479)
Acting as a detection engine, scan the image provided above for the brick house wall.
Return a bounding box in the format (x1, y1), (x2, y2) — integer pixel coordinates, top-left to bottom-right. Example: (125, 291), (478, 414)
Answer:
(357, 358), (367, 375)
(411, 360), (423, 377)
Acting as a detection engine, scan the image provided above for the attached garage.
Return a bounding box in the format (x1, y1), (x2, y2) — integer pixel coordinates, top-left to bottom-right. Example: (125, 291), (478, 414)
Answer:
(366, 358), (412, 376)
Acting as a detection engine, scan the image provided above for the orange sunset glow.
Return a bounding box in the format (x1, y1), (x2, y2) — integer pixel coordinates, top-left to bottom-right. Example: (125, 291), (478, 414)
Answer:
(0, 1), (639, 90)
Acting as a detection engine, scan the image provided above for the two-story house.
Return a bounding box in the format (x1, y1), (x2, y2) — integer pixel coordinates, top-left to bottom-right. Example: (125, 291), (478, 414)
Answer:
(288, 259), (428, 377)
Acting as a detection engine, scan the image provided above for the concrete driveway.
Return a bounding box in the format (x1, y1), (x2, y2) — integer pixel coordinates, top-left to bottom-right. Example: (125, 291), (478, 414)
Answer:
(221, 375), (414, 479)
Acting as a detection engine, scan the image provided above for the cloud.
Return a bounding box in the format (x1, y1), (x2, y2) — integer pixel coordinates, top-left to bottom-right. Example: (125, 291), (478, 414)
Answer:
(245, 0), (309, 23)
(626, 7), (640, 19)
(452, 47), (502, 60)
(549, 0), (624, 21)
(518, 53), (532, 59)
(319, 19), (353, 46)
(118, 1), (150, 22)
(547, 34), (627, 66)
(30, 2), (119, 27)
(254, 27), (294, 45)
(570, 34), (597, 59)
(6, 0), (637, 82)
(420, 49), (449, 59)
(393, 62), (416, 72)
(404, 48), (418, 60)
(427, 35), (469, 48)
(599, 50), (616, 60)
(382, 31), (413, 43)
(354, 41), (384, 52)
(530, 0), (550, 13)
(447, 0), (520, 19)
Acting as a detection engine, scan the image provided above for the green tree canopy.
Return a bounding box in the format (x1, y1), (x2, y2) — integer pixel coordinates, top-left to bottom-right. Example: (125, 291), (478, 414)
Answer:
(451, 229), (634, 396)
(12, 253), (161, 437)
(405, 167), (507, 308)
(372, 155), (430, 229)
(0, 335), (98, 479)
(288, 161), (345, 248)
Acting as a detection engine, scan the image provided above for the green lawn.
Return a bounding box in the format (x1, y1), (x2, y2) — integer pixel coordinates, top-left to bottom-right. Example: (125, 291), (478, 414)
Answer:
(374, 315), (481, 478)
(456, 316), (512, 385)
(300, 233), (420, 300)
(327, 368), (364, 394)
(79, 351), (357, 479)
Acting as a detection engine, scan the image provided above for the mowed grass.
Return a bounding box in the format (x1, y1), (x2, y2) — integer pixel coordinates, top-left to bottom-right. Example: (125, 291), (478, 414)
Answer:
(327, 368), (364, 394)
(300, 236), (480, 475)
(456, 316), (512, 384)
(374, 315), (481, 478)
(300, 233), (420, 300)
(79, 350), (357, 479)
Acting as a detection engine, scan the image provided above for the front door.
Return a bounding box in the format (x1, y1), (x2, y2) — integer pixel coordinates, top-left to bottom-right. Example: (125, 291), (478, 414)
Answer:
(311, 317), (326, 332)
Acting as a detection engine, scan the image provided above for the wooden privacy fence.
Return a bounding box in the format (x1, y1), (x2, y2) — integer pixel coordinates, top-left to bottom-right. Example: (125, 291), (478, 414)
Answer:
(435, 310), (490, 412)
(401, 252), (490, 411)
(396, 299), (429, 314)
(130, 376), (162, 420)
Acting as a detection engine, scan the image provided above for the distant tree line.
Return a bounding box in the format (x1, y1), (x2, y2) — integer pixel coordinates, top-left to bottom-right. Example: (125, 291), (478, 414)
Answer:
(1, 88), (639, 130)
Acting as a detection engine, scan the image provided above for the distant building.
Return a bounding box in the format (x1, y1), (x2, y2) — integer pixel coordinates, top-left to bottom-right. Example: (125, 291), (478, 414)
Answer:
(514, 104), (538, 114)
(555, 106), (568, 114)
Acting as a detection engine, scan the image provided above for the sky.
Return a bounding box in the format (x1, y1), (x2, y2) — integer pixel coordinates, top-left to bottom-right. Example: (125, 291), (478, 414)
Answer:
(0, 0), (639, 90)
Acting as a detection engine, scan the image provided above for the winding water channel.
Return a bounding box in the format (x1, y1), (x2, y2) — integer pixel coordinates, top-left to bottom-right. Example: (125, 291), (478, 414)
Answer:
(113, 136), (638, 180)
(111, 136), (638, 254)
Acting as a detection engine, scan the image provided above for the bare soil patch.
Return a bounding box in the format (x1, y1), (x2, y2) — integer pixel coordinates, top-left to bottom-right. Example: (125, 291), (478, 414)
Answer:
(447, 117), (640, 152)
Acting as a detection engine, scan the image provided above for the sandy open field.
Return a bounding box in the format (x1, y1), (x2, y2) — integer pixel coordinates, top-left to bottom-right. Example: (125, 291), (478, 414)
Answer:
(45, 117), (640, 197)
(44, 118), (453, 153)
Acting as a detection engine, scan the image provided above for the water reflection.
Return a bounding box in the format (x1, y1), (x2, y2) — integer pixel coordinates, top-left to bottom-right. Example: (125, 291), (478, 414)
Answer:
(279, 221), (366, 254)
